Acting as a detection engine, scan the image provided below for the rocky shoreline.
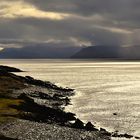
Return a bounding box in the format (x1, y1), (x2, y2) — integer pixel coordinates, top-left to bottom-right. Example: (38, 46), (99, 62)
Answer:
(0, 66), (139, 140)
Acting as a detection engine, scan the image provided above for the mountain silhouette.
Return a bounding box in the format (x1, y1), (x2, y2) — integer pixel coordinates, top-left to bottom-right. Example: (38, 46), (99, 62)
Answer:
(72, 45), (140, 59)
(72, 46), (120, 58)
(0, 45), (82, 58)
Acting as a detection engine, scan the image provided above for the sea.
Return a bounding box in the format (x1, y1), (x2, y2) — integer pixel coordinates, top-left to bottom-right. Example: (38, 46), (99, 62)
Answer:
(1, 59), (140, 140)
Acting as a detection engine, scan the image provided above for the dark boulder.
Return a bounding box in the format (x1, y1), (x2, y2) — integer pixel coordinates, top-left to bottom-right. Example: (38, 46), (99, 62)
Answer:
(112, 131), (133, 139)
(85, 122), (98, 131)
(135, 136), (140, 139)
(72, 119), (84, 129)
(113, 113), (117, 115)
(100, 128), (111, 136)
(121, 134), (133, 139)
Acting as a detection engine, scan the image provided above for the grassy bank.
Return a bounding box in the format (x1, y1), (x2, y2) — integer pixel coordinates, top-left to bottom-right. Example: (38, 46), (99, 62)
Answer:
(0, 98), (24, 123)
(0, 71), (26, 123)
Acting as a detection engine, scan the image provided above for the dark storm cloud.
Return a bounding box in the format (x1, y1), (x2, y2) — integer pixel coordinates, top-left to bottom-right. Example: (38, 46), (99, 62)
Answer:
(0, 0), (140, 48)
(25, 0), (140, 30)
(26, 0), (140, 21)
(5, 16), (127, 46)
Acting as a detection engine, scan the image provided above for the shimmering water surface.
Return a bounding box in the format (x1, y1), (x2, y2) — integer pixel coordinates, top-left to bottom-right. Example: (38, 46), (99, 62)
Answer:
(1, 59), (140, 139)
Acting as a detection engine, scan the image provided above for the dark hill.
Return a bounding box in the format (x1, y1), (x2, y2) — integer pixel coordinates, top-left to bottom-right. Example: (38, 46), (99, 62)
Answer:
(0, 45), (82, 59)
(72, 46), (120, 58)
(72, 45), (140, 59)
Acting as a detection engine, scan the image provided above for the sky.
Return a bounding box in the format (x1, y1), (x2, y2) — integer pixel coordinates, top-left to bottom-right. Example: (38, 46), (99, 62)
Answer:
(0, 0), (140, 49)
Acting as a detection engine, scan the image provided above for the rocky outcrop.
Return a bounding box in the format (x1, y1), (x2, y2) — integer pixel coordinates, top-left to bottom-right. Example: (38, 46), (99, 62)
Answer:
(3, 66), (136, 140)
(111, 131), (140, 139)
(1, 67), (140, 140)
(0, 65), (23, 72)
(85, 122), (98, 131)
(25, 76), (74, 92)
(72, 119), (84, 129)
(15, 93), (76, 124)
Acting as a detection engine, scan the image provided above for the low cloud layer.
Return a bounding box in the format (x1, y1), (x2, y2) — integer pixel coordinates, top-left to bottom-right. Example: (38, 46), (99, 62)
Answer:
(0, 0), (140, 49)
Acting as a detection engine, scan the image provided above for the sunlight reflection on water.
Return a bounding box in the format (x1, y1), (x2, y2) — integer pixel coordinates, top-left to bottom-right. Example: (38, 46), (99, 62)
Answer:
(1, 59), (140, 139)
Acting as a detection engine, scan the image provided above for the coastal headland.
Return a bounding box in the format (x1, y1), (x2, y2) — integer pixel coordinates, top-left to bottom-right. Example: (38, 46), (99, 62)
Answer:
(0, 65), (139, 140)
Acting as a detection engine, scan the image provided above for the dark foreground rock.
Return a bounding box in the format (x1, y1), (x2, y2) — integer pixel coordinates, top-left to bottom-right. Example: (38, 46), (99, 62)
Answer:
(15, 93), (76, 124)
(111, 131), (140, 139)
(72, 119), (84, 129)
(0, 67), (110, 140)
(0, 65), (23, 72)
(85, 122), (98, 131)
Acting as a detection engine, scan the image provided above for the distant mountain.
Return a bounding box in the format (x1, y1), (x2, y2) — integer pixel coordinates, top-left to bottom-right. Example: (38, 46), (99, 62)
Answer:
(1, 44), (140, 59)
(72, 46), (120, 58)
(0, 45), (82, 58)
(72, 45), (140, 59)
(121, 46), (140, 59)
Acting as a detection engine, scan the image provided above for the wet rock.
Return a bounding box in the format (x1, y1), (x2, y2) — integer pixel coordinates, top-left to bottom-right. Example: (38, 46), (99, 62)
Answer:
(100, 128), (111, 136)
(72, 119), (84, 129)
(111, 131), (118, 137)
(65, 97), (70, 105)
(112, 132), (133, 139)
(113, 113), (117, 115)
(15, 93), (76, 124)
(28, 90), (70, 107)
(121, 133), (133, 138)
(100, 128), (107, 132)
(135, 136), (140, 139)
(53, 94), (65, 98)
(85, 122), (98, 131)
(30, 91), (53, 100)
